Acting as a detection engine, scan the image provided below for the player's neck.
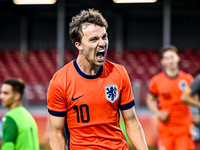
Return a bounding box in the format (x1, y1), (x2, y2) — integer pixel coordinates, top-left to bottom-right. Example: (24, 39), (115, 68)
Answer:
(9, 101), (22, 110)
(76, 57), (100, 75)
(165, 68), (179, 77)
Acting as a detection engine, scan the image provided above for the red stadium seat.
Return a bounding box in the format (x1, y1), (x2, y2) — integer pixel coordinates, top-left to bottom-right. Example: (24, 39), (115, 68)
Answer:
(0, 48), (199, 105)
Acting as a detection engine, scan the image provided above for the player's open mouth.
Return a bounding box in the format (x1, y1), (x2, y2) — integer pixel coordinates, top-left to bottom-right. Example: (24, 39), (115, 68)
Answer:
(96, 49), (106, 61)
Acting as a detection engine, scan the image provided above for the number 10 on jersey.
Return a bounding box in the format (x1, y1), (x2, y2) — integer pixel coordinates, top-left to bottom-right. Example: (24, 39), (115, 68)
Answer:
(73, 104), (90, 123)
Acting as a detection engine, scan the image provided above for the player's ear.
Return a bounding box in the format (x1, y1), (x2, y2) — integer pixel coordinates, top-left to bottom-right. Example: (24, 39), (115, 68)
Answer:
(177, 55), (180, 62)
(75, 42), (83, 51)
(14, 92), (21, 101)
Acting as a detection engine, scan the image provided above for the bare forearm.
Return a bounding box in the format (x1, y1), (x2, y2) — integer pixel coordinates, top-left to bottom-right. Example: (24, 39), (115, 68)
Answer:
(48, 115), (66, 150)
(122, 107), (148, 150)
(147, 100), (160, 117)
(126, 122), (148, 150)
(49, 134), (66, 150)
(183, 98), (200, 107)
(146, 94), (160, 117)
(181, 93), (200, 108)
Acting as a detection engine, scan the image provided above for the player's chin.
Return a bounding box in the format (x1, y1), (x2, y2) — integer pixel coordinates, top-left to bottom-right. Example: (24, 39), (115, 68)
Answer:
(95, 57), (106, 66)
(95, 60), (105, 66)
(169, 65), (177, 70)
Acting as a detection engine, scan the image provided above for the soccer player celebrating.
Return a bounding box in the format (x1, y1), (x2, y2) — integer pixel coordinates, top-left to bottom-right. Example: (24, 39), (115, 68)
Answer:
(47, 9), (148, 150)
(147, 45), (195, 150)
(0, 78), (39, 150)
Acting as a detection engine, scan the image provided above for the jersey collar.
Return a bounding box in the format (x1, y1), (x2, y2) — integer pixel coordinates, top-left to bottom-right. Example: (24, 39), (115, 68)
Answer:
(164, 69), (179, 79)
(73, 59), (103, 79)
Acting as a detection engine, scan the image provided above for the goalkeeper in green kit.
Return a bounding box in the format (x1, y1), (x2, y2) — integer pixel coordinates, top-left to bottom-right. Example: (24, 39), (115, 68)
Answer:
(0, 78), (39, 150)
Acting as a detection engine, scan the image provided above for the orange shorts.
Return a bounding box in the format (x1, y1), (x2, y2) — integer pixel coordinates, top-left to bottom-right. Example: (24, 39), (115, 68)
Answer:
(158, 132), (195, 150)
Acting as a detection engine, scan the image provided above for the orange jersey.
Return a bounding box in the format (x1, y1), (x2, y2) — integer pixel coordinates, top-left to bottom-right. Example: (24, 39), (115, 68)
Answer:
(149, 71), (194, 134)
(47, 59), (135, 150)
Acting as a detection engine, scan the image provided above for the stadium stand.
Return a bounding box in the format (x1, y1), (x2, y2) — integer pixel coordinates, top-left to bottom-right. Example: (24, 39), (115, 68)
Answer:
(0, 49), (199, 106)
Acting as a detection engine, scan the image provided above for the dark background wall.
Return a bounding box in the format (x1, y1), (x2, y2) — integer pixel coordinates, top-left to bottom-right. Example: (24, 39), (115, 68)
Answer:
(0, 0), (200, 50)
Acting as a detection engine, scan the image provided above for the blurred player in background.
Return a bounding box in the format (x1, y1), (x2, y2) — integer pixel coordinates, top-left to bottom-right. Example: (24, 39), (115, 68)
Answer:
(0, 78), (39, 150)
(181, 71), (200, 108)
(47, 9), (148, 150)
(146, 45), (195, 150)
(181, 70), (200, 141)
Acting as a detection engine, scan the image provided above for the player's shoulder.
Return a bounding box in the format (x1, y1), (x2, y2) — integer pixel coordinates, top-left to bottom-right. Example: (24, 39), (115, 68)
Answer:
(105, 59), (125, 72)
(150, 71), (165, 81)
(179, 71), (193, 80)
(104, 60), (128, 79)
(4, 106), (24, 118)
(192, 73), (200, 86)
(195, 73), (200, 80)
(4, 107), (16, 117)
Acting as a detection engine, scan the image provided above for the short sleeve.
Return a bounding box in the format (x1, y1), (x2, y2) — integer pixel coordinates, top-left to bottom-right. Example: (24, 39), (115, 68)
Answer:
(148, 77), (158, 96)
(2, 116), (17, 150)
(189, 74), (200, 95)
(47, 79), (67, 117)
(119, 67), (135, 110)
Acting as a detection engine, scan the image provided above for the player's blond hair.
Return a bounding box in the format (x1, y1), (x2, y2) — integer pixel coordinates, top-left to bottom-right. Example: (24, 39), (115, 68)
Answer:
(69, 9), (108, 44)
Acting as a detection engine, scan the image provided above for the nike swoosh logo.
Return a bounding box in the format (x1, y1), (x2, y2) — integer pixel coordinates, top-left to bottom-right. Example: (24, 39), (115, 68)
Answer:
(72, 94), (85, 101)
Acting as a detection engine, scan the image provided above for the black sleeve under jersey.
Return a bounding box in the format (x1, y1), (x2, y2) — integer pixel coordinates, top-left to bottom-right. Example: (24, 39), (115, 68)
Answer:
(190, 74), (200, 95)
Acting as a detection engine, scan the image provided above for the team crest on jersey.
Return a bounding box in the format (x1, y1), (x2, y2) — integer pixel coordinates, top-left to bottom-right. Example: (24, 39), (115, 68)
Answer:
(178, 80), (188, 91)
(105, 84), (119, 103)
